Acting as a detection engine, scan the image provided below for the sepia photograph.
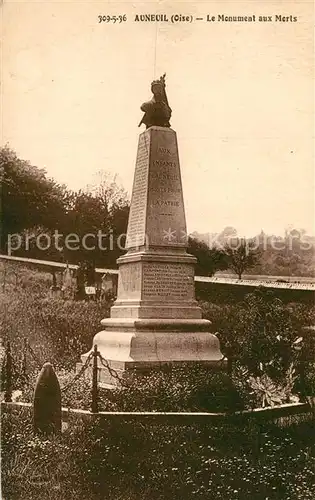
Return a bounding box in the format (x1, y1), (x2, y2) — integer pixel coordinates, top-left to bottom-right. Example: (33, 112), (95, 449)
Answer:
(1, 0), (314, 499)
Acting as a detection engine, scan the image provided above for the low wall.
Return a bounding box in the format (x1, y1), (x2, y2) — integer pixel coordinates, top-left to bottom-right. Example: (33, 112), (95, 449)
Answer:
(2, 401), (313, 428)
(196, 281), (315, 304)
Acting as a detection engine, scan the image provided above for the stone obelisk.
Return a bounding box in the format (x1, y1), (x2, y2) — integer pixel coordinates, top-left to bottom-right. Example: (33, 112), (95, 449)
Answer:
(82, 75), (224, 386)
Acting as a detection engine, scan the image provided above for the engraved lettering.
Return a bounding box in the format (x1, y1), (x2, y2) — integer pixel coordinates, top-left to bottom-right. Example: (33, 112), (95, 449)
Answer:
(151, 173), (179, 181)
(126, 134), (149, 247)
(142, 263), (194, 300)
(153, 160), (176, 168)
(152, 200), (180, 207)
(158, 147), (171, 154)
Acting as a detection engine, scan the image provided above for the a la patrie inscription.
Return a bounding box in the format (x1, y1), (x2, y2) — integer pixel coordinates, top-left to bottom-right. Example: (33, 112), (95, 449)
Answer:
(146, 128), (187, 247)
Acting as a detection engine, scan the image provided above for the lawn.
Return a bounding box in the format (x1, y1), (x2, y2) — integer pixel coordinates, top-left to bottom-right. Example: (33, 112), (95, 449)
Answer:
(2, 409), (315, 500)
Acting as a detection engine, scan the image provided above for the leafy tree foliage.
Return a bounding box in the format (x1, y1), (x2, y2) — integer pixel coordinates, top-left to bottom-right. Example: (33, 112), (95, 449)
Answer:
(187, 237), (228, 276)
(0, 146), (67, 252)
(61, 177), (130, 267)
(1, 148), (130, 267)
(224, 237), (261, 279)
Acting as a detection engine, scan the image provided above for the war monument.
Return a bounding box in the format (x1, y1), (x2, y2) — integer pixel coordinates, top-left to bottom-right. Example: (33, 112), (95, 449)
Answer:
(82, 75), (224, 385)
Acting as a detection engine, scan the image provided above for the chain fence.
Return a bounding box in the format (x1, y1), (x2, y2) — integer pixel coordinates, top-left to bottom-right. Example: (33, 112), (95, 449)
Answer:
(97, 350), (127, 386)
(60, 351), (93, 393)
(1, 335), (230, 414)
(0, 338), (124, 413)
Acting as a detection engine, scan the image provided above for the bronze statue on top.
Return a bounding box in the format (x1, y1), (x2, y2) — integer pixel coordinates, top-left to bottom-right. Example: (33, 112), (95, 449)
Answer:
(139, 73), (172, 129)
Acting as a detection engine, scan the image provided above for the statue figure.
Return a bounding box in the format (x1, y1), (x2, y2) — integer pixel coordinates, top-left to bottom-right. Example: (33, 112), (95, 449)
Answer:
(139, 73), (172, 129)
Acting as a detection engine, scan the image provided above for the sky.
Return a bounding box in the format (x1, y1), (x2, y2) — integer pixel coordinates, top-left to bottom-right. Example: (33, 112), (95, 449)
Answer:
(1, 0), (314, 237)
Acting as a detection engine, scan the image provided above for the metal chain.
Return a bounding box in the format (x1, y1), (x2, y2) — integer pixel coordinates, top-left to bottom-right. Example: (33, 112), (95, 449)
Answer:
(60, 352), (94, 393)
(1, 341), (26, 394)
(97, 351), (127, 386)
(26, 343), (42, 368)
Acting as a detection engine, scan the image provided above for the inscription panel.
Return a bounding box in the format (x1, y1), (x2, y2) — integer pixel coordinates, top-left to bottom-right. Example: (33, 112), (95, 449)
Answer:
(147, 129), (187, 247)
(126, 133), (150, 248)
(142, 262), (194, 300)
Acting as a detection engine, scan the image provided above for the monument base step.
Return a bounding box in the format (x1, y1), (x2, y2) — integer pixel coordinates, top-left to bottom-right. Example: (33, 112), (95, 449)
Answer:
(110, 302), (202, 320)
(79, 317), (226, 388)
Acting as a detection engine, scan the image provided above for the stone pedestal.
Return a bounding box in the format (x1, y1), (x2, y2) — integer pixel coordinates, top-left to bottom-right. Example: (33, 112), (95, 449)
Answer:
(81, 126), (224, 386)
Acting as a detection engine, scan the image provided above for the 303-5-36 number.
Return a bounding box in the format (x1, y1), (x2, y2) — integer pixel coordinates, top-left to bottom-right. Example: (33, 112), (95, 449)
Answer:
(98, 15), (127, 23)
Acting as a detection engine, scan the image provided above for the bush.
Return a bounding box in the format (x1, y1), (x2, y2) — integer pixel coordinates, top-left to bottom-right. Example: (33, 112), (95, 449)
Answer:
(202, 290), (314, 384)
(0, 282), (109, 369)
(99, 364), (243, 412)
(199, 290), (315, 406)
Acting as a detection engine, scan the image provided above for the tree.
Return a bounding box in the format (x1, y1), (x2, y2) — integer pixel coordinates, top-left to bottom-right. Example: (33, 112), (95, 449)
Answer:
(1, 149), (130, 266)
(219, 226), (238, 239)
(62, 190), (108, 265)
(0, 146), (67, 253)
(90, 172), (130, 267)
(86, 170), (129, 211)
(188, 237), (228, 276)
(62, 173), (130, 267)
(224, 237), (260, 279)
(216, 226), (238, 246)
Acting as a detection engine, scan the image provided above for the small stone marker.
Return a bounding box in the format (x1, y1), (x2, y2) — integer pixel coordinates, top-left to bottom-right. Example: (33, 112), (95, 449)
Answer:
(33, 363), (61, 435)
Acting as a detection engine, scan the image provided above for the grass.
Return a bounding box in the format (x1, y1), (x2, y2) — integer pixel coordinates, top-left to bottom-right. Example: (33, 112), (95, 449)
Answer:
(1, 409), (315, 500)
(0, 261), (108, 370)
